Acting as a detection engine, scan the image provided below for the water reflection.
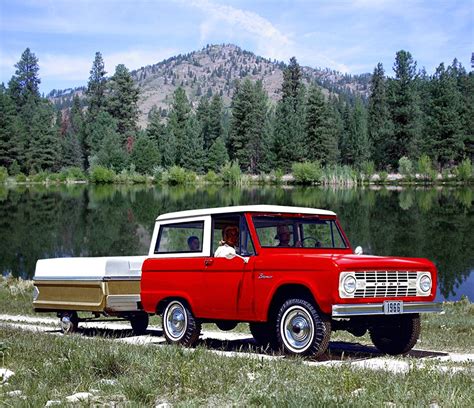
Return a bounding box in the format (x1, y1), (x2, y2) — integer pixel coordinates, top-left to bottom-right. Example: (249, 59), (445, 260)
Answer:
(0, 184), (472, 301)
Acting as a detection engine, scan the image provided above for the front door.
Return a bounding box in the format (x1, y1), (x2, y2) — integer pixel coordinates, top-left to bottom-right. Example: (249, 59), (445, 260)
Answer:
(200, 214), (256, 320)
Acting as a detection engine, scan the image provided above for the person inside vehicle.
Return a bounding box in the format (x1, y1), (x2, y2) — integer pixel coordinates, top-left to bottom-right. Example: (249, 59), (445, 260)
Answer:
(187, 236), (200, 251)
(214, 225), (239, 257)
(276, 225), (301, 247)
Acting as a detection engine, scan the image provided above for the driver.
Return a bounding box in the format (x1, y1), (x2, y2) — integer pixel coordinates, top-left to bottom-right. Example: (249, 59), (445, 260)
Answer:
(214, 225), (239, 257)
(276, 225), (301, 247)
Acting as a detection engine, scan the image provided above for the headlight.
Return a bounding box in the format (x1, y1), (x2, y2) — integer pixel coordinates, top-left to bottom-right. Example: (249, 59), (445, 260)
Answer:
(343, 275), (356, 294)
(419, 274), (432, 293)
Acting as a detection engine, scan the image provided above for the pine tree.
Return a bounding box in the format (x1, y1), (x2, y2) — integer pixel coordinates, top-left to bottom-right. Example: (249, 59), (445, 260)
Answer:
(88, 111), (120, 159)
(345, 97), (370, 167)
(426, 63), (464, 166)
(167, 87), (191, 167)
(8, 48), (41, 108)
(304, 86), (339, 165)
(207, 137), (229, 172)
(367, 63), (393, 169)
(130, 133), (159, 174)
(183, 115), (205, 172)
(96, 121), (127, 171)
(388, 50), (422, 165)
(0, 87), (18, 169)
(196, 97), (211, 149)
(146, 107), (166, 165)
(208, 94), (224, 148)
(86, 52), (107, 120)
(107, 64), (140, 144)
(273, 57), (305, 171)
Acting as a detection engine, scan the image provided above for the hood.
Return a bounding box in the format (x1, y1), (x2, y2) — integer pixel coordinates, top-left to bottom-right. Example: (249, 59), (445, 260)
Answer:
(332, 254), (435, 271)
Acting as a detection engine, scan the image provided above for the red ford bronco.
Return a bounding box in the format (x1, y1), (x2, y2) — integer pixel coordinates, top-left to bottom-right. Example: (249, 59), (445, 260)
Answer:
(141, 205), (441, 357)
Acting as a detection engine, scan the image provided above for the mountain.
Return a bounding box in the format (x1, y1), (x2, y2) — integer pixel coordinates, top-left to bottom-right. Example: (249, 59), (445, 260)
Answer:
(48, 44), (371, 127)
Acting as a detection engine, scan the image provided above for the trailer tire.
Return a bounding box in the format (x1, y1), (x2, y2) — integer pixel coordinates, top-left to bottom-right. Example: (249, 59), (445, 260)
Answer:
(369, 314), (420, 355)
(130, 312), (149, 335)
(60, 311), (79, 334)
(162, 300), (201, 347)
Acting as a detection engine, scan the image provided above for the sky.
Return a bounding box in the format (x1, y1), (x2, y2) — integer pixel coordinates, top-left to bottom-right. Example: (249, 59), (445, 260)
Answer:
(1, 0), (472, 93)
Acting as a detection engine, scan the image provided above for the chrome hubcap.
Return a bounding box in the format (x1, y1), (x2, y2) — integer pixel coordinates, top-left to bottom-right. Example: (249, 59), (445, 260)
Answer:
(282, 306), (314, 351)
(166, 302), (187, 340)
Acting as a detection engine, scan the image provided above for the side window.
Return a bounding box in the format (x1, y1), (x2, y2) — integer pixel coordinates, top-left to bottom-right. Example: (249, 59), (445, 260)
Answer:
(155, 221), (204, 254)
(211, 214), (255, 256)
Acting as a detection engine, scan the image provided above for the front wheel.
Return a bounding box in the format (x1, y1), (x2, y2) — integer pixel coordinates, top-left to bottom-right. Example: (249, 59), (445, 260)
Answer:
(369, 314), (420, 355)
(162, 300), (201, 347)
(276, 299), (331, 357)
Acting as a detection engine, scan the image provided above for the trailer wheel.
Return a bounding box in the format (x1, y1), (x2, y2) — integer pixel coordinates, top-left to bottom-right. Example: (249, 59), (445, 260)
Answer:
(276, 299), (331, 357)
(369, 314), (420, 355)
(162, 300), (201, 347)
(130, 312), (149, 335)
(60, 311), (79, 334)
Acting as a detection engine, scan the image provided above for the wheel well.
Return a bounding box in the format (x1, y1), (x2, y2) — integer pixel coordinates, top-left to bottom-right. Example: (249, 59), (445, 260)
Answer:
(267, 284), (318, 320)
(156, 297), (190, 315)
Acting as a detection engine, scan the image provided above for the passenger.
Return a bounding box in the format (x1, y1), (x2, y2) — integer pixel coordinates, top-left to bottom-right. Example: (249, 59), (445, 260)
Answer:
(187, 236), (200, 251)
(214, 225), (239, 257)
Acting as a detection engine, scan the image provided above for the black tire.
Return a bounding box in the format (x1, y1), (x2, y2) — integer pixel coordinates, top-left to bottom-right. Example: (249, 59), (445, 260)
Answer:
(369, 314), (421, 355)
(59, 311), (79, 334)
(249, 322), (278, 349)
(162, 300), (201, 347)
(216, 321), (238, 331)
(130, 312), (149, 335)
(276, 298), (331, 357)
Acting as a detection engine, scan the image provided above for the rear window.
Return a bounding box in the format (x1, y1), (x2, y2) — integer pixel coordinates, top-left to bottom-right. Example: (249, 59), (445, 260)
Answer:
(253, 216), (347, 249)
(155, 221), (204, 254)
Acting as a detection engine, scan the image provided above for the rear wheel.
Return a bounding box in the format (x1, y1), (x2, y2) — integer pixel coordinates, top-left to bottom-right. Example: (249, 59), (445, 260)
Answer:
(130, 312), (149, 335)
(59, 311), (79, 334)
(162, 300), (201, 347)
(276, 299), (331, 357)
(369, 314), (420, 355)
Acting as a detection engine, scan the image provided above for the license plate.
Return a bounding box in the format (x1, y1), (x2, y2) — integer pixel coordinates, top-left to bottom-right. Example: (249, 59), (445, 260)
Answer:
(383, 301), (403, 315)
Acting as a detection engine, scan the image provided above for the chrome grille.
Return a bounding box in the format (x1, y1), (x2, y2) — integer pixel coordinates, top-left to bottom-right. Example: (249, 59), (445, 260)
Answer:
(354, 271), (418, 298)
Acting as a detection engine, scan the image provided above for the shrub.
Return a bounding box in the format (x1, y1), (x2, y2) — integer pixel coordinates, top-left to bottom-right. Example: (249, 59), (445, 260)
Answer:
(0, 167), (8, 183)
(292, 161), (322, 185)
(221, 161), (242, 185)
(417, 154), (436, 181)
(66, 167), (87, 181)
(31, 171), (49, 183)
(15, 173), (27, 183)
(398, 156), (413, 180)
(454, 159), (473, 182)
(360, 161), (375, 181)
(48, 173), (61, 183)
(89, 166), (116, 184)
(203, 170), (222, 184)
(9, 160), (20, 176)
(378, 171), (388, 183)
(161, 166), (196, 185)
(269, 169), (284, 185)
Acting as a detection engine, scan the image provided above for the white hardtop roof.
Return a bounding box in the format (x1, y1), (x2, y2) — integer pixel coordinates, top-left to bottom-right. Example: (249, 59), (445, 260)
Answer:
(156, 205), (336, 221)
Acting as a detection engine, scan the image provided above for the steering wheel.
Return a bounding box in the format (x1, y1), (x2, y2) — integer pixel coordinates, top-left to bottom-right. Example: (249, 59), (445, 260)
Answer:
(301, 237), (322, 248)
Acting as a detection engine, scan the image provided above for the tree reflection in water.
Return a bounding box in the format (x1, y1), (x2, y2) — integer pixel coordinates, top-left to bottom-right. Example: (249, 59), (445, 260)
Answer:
(0, 184), (472, 300)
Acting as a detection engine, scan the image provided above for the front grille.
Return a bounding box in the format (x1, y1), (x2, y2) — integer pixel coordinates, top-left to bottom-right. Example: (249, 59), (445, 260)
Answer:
(353, 271), (418, 298)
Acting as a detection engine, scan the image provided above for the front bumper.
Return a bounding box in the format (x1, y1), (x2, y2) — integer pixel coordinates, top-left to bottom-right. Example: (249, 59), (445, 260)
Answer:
(332, 302), (443, 317)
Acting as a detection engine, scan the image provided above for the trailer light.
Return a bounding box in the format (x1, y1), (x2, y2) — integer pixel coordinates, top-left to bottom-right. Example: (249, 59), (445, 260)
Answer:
(33, 286), (39, 301)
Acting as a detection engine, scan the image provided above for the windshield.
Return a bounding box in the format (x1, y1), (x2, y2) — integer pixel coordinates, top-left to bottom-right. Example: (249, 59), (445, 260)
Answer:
(252, 216), (348, 249)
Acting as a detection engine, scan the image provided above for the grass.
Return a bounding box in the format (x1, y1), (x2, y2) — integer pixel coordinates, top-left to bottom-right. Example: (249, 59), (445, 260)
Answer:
(0, 326), (472, 407)
(1, 276), (472, 352)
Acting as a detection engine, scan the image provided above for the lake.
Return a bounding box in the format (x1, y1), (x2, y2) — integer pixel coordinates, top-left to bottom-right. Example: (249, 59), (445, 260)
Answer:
(0, 184), (472, 301)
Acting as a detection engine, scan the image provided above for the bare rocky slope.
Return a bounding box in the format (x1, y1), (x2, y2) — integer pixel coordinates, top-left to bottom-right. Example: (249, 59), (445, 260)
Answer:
(49, 44), (371, 127)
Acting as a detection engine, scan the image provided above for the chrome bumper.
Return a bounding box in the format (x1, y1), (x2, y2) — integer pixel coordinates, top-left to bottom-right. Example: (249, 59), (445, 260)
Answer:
(332, 302), (443, 317)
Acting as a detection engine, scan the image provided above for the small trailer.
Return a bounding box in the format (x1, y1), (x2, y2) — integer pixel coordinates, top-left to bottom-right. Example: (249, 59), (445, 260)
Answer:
(33, 256), (149, 334)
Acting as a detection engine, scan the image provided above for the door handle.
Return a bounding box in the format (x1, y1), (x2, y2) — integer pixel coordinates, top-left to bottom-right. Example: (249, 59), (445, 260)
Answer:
(204, 259), (214, 266)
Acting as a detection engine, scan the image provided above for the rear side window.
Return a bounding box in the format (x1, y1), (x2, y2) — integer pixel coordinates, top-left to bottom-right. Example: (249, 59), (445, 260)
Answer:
(155, 221), (204, 254)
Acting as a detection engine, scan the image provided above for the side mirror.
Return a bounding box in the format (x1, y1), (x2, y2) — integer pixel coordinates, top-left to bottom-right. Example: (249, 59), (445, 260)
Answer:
(354, 246), (363, 255)
(225, 252), (249, 264)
